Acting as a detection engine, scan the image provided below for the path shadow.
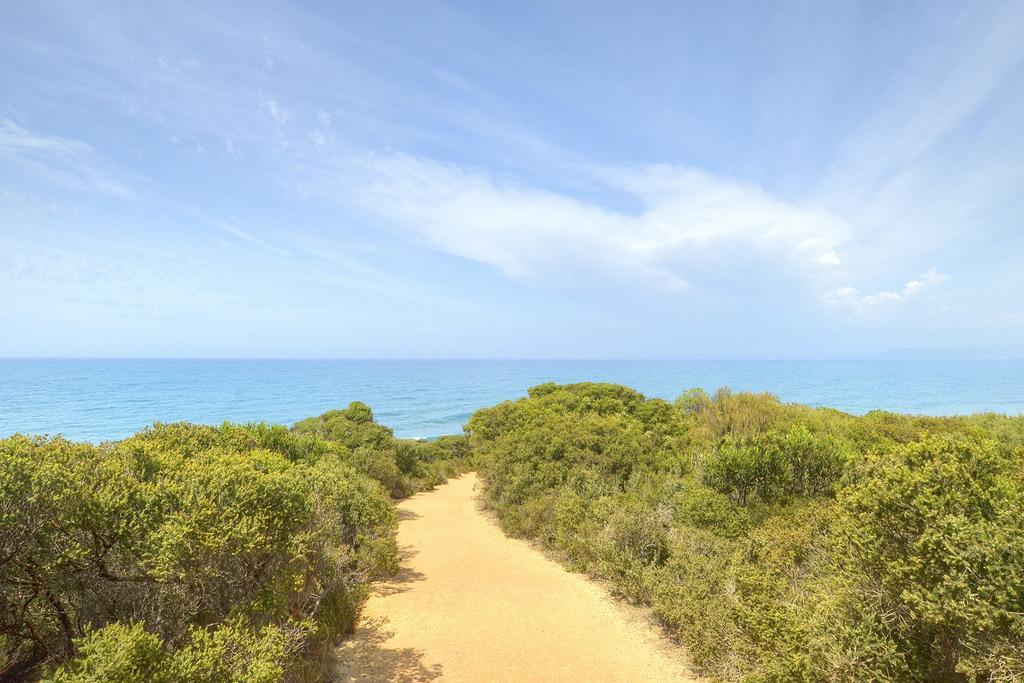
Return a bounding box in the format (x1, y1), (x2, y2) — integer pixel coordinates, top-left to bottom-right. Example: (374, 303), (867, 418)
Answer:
(372, 545), (426, 598)
(397, 508), (421, 521)
(397, 543), (419, 563)
(333, 616), (443, 682)
(374, 566), (427, 597)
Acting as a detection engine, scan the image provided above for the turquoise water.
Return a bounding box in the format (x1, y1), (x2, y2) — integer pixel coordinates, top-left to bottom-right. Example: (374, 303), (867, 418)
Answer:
(1, 359), (1023, 443)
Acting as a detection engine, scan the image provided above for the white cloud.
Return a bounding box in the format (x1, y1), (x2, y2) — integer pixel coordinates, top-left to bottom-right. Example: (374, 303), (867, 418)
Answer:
(903, 269), (950, 296)
(222, 139), (243, 160)
(824, 268), (950, 314)
(332, 153), (848, 291)
(309, 129), (333, 150)
(260, 99), (289, 126)
(825, 4), (1024, 204)
(204, 216), (290, 257)
(156, 55), (199, 74)
(309, 110), (334, 149)
(820, 2), (1024, 266)
(0, 118), (135, 198)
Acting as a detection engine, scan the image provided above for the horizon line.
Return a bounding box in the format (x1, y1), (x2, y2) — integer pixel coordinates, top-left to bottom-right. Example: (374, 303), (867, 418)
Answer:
(3, 356), (1024, 362)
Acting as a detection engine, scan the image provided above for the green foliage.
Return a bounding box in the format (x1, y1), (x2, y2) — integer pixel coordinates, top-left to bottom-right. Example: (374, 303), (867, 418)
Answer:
(674, 387), (712, 415)
(0, 421), (398, 680)
(728, 503), (828, 681)
(291, 403), (472, 497)
(649, 526), (741, 673)
(47, 618), (300, 683)
(469, 382), (1024, 681)
(820, 435), (1024, 681)
(292, 402), (395, 451)
(6, 381), (1021, 681)
(0, 396), (473, 681)
(165, 620), (298, 683)
(703, 437), (789, 506)
(594, 497), (671, 603)
(703, 425), (847, 505)
(692, 387), (784, 440)
(46, 622), (166, 683)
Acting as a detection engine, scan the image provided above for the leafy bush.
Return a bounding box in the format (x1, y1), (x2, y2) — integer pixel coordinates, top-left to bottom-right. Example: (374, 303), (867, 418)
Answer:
(820, 435), (1024, 681)
(469, 382), (1024, 681)
(703, 437), (790, 505)
(46, 619), (299, 683)
(46, 622), (167, 683)
(292, 402), (472, 497)
(594, 497), (672, 603)
(0, 422), (397, 681)
(0, 395), (474, 681)
(703, 425), (847, 504)
(649, 527), (739, 673)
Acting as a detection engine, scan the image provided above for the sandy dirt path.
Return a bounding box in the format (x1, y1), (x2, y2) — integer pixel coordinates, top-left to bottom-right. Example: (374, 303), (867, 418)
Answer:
(335, 473), (700, 682)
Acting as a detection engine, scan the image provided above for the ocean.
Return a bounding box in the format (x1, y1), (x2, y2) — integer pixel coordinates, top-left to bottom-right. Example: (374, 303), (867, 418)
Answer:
(1, 358), (1023, 443)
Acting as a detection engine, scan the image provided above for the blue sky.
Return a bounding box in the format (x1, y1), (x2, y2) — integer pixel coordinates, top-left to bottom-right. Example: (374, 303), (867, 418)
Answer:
(1, 0), (1023, 358)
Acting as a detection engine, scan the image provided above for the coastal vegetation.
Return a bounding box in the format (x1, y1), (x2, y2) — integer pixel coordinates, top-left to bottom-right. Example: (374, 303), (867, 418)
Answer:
(2, 388), (1022, 681)
(468, 383), (1024, 682)
(291, 403), (471, 498)
(0, 403), (468, 681)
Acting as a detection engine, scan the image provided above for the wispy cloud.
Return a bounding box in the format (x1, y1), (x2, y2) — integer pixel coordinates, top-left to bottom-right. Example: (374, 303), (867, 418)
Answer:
(0, 117), (136, 198)
(178, 206), (480, 312)
(824, 268), (950, 315)
(329, 153), (847, 292)
(260, 98), (290, 126)
(3, 1), (1021, 356)
(204, 216), (291, 257)
(308, 110), (334, 150)
(819, 2), (1024, 269)
(824, 3), (1024, 204)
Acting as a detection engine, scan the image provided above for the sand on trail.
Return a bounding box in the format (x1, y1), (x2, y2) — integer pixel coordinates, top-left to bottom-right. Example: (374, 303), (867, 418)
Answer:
(335, 472), (701, 682)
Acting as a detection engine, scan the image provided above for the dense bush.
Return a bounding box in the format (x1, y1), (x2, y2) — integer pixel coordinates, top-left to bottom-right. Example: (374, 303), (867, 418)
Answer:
(468, 382), (1024, 681)
(820, 435), (1024, 681)
(704, 425), (847, 504)
(0, 402), (471, 682)
(291, 402), (472, 497)
(5, 384), (1020, 681)
(0, 424), (396, 681)
(46, 619), (296, 683)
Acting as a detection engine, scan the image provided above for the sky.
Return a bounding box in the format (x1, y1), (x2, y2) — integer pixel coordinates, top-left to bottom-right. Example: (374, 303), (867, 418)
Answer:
(1, 0), (1023, 359)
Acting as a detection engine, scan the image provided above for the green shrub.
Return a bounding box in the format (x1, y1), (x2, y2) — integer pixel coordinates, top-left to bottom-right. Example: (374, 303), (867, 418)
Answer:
(703, 426), (847, 505)
(162, 619), (300, 683)
(47, 618), (301, 683)
(594, 498), (671, 603)
(822, 435), (1024, 681)
(1, 397), (475, 681)
(292, 405), (471, 497)
(691, 387), (784, 440)
(46, 622), (167, 683)
(666, 479), (749, 537)
(469, 382), (1024, 681)
(703, 437), (790, 505)
(727, 503), (829, 681)
(650, 527), (739, 674)
(0, 422), (397, 680)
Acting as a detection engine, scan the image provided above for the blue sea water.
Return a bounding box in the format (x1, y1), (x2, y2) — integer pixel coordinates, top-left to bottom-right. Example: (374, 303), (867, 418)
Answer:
(1, 359), (1023, 443)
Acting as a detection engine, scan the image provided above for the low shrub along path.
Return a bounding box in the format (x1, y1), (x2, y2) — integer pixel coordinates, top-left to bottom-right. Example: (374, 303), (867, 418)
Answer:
(336, 472), (700, 682)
